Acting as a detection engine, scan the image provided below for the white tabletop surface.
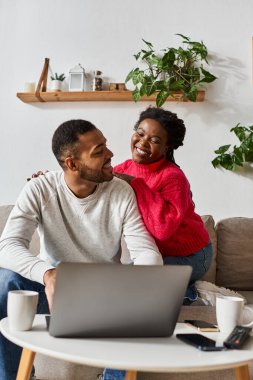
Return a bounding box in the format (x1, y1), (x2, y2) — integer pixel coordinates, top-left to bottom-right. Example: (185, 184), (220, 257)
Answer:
(1, 315), (253, 373)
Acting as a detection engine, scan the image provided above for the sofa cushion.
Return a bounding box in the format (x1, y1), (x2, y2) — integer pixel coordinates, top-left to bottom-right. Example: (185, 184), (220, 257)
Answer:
(200, 215), (217, 283)
(216, 217), (253, 290)
(178, 305), (216, 324)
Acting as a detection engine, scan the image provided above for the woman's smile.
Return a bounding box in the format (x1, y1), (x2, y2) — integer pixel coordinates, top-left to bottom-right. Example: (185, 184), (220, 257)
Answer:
(131, 118), (169, 164)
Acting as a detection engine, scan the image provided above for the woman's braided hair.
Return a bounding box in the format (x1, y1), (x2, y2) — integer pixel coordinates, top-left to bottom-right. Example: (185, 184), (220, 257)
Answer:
(134, 106), (186, 164)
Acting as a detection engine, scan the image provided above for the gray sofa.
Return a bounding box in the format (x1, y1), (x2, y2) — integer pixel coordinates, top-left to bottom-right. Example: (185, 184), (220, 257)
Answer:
(0, 205), (253, 380)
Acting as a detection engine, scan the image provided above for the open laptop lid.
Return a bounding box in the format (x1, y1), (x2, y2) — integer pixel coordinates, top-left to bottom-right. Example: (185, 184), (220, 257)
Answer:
(49, 263), (192, 338)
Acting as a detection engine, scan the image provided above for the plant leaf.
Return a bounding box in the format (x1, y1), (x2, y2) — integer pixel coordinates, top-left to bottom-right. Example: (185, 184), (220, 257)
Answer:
(139, 84), (146, 97)
(125, 69), (135, 83)
(185, 89), (197, 102)
(156, 90), (169, 107)
(142, 39), (153, 49)
(132, 88), (141, 102)
(162, 50), (176, 68)
(175, 33), (190, 41)
(233, 146), (244, 162)
(144, 77), (157, 96)
(169, 80), (184, 91)
(141, 51), (153, 60)
(214, 145), (231, 154)
(220, 154), (234, 170)
(199, 68), (217, 83)
(131, 70), (144, 85)
(212, 157), (221, 168)
(231, 125), (247, 142)
(245, 151), (253, 162)
(133, 52), (141, 61)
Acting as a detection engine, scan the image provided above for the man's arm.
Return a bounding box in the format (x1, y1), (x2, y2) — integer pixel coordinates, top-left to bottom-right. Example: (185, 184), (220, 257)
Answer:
(43, 269), (56, 311)
(122, 190), (163, 266)
(0, 182), (55, 284)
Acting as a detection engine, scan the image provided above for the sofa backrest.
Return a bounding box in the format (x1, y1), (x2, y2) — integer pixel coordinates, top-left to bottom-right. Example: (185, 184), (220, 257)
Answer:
(215, 217), (253, 290)
(1, 206), (251, 291)
(0, 206), (218, 281)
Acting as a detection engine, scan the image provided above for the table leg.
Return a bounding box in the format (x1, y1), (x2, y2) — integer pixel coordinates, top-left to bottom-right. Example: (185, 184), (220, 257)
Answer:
(125, 370), (137, 380)
(235, 364), (250, 380)
(16, 348), (36, 380)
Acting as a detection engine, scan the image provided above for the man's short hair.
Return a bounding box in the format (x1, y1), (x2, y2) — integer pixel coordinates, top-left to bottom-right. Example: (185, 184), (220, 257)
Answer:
(52, 119), (96, 168)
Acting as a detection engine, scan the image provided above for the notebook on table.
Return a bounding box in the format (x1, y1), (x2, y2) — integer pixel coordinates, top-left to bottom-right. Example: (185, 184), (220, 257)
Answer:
(48, 262), (192, 338)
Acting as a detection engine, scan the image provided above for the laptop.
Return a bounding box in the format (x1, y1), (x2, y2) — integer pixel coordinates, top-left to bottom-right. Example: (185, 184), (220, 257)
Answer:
(48, 262), (192, 338)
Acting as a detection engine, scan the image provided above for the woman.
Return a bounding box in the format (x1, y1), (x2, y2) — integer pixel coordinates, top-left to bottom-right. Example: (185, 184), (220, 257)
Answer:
(101, 107), (212, 380)
(114, 106), (212, 294)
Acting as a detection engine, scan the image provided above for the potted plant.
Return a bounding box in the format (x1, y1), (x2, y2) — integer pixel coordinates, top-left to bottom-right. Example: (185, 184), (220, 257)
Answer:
(125, 34), (217, 106)
(212, 123), (253, 171)
(50, 73), (66, 92)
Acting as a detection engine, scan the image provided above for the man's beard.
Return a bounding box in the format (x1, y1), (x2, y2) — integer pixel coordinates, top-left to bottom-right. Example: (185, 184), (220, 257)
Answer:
(78, 164), (113, 183)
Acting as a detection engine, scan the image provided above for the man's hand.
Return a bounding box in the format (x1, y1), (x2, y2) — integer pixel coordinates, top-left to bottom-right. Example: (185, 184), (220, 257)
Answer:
(43, 268), (56, 312)
(113, 172), (135, 184)
(27, 170), (49, 182)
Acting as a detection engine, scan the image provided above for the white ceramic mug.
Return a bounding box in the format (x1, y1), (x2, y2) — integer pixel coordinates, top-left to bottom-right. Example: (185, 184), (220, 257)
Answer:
(7, 290), (38, 331)
(216, 296), (253, 334)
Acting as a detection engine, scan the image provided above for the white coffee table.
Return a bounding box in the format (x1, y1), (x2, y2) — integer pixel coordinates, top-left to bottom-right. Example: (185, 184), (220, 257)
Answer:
(1, 315), (253, 380)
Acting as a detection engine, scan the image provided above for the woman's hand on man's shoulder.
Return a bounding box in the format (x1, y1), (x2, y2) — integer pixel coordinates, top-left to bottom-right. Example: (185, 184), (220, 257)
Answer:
(27, 170), (49, 182)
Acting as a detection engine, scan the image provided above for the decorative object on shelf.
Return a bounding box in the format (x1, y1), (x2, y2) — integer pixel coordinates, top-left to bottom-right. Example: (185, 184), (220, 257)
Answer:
(50, 73), (66, 92)
(212, 123), (253, 171)
(34, 57), (49, 102)
(109, 83), (126, 91)
(69, 64), (87, 92)
(92, 70), (103, 91)
(24, 82), (36, 93)
(125, 34), (217, 106)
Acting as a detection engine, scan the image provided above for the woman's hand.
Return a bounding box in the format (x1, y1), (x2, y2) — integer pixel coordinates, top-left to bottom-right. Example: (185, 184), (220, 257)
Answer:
(113, 171), (135, 184)
(27, 170), (49, 182)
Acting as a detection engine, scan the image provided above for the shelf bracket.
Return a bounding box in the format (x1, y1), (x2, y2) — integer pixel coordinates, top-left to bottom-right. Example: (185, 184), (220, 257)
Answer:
(35, 58), (50, 102)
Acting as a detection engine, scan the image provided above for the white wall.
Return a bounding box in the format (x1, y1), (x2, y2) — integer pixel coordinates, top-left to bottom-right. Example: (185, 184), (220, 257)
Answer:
(0, 0), (253, 221)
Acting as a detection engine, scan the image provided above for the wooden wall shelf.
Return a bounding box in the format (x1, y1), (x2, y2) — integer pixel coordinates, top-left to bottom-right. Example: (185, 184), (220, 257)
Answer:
(16, 90), (205, 103)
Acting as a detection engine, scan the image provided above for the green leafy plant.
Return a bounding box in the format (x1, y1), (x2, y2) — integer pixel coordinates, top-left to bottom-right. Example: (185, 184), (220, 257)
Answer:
(212, 123), (253, 171)
(125, 34), (217, 106)
(50, 73), (66, 81)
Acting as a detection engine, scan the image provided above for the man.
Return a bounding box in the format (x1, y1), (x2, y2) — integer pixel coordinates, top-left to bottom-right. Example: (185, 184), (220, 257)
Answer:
(0, 119), (162, 380)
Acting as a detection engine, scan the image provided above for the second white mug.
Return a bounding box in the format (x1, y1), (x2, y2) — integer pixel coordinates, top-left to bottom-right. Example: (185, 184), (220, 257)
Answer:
(216, 296), (253, 334)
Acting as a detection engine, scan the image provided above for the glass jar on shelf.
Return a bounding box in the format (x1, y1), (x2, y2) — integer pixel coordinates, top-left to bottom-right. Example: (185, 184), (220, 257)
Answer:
(92, 70), (103, 91)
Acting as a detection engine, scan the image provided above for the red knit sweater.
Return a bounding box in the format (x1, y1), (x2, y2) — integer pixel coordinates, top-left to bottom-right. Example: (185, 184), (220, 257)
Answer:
(114, 157), (209, 257)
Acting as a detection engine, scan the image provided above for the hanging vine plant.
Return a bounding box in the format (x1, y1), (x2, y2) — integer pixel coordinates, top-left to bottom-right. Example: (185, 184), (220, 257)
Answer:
(125, 34), (217, 107)
(212, 123), (253, 171)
